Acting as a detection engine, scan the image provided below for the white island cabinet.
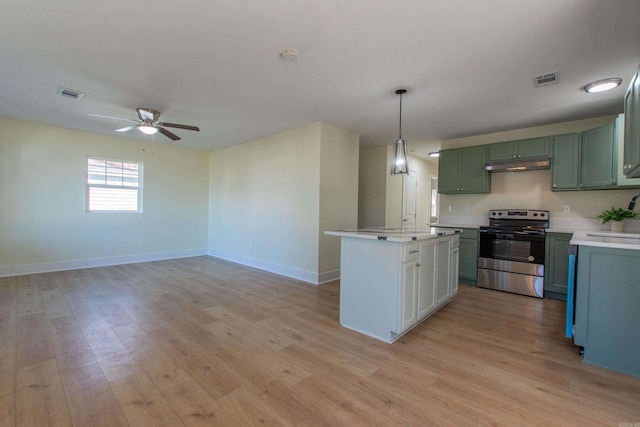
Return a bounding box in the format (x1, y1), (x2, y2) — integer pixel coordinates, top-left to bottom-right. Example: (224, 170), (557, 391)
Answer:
(325, 228), (460, 343)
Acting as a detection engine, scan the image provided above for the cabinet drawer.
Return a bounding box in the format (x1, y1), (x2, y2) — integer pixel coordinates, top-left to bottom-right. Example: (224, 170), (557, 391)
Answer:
(403, 243), (420, 261)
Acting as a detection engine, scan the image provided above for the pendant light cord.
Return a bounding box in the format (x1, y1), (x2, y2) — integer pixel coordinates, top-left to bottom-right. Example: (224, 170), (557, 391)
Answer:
(395, 88), (406, 139)
(398, 92), (403, 138)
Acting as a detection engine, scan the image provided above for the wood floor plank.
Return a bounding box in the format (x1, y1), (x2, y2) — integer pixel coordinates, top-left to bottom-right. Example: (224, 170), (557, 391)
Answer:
(161, 380), (241, 427)
(15, 359), (72, 427)
(59, 362), (129, 427)
(16, 313), (55, 369)
(109, 371), (184, 426)
(1, 256), (639, 426)
(0, 391), (15, 427)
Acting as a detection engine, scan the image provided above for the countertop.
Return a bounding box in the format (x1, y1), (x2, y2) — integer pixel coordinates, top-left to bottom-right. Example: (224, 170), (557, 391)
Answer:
(429, 223), (482, 229)
(570, 230), (640, 251)
(324, 227), (459, 243)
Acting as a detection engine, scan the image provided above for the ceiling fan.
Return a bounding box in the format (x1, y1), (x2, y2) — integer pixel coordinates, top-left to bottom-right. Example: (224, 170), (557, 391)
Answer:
(88, 108), (200, 141)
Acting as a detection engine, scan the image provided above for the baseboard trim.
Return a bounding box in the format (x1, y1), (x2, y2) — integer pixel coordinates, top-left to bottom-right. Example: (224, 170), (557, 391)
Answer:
(0, 249), (208, 278)
(208, 249), (335, 285)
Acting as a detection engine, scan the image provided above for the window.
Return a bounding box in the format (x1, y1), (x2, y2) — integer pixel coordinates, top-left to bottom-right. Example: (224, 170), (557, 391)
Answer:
(87, 157), (143, 212)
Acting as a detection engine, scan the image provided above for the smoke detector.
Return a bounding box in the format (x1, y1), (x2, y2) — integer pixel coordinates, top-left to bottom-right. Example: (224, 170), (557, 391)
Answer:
(280, 48), (299, 62)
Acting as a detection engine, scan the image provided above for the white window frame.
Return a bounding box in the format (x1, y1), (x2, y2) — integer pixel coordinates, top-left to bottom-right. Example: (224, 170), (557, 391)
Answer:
(86, 156), (143, 213)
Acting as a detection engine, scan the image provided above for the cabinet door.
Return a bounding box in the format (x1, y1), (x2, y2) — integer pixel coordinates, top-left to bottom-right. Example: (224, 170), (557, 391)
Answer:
(459, 145), (490, 193)
(581, 123), (616, 189)
(625, 70), (640, 177)
(450, 247), (459, 295)
(438, 149), (461, 193)
(458, 238), (478, 280)
(551, 133), (580, 191)
(400, 261), (419, 331)
(417, 240), (437, 318)
(517, 137), (550, 158)
(544, 233), (571, 299)
(487, 141), (515, 161)
(435, 239), (451, 307)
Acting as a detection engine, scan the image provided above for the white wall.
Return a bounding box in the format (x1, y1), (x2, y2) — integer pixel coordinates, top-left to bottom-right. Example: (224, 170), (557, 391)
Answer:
(439, 115), (640, 224)
(318, 123), (359, 279)
(358, 146), (387, 228)
(208, 122), (359, 284)
(0, 117), (209, 276)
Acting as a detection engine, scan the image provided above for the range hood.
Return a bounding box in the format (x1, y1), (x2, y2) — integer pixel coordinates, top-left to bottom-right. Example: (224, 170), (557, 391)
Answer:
(485, 156), (551, 172)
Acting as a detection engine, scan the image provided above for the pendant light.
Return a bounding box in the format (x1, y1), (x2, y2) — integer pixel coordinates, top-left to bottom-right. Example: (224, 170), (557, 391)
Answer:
(391, 89), (409, 175)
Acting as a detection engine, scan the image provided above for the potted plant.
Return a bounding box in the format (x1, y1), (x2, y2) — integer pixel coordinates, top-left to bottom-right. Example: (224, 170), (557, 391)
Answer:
(596, 206), (638, 232)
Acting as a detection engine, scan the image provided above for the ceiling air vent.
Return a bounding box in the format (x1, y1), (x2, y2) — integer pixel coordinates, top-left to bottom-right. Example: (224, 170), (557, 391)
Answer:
(533, 72), (559, 88)
(57, 87), (84, 100)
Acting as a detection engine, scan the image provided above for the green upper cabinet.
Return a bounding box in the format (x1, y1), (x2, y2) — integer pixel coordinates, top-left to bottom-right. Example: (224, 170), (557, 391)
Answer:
(551, 123), (617, 191)
(624, 66), (640, 177)
(487, 137), (550, 162)
(581, 123), (616, 189)
(438, 146), (490, 194)
(551, 133), (580, 190)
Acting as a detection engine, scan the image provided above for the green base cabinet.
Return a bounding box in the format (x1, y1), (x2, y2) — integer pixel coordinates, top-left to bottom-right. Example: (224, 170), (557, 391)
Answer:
(575, 245), (640, 377)
(438, 146), (490, 194)
(543, 232), (571, 301)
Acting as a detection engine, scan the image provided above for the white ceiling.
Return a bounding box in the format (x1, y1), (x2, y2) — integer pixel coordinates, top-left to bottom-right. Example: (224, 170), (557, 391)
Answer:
(1, 0), (639, 157)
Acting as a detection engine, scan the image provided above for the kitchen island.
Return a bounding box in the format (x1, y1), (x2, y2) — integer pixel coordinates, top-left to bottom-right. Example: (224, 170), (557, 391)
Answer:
(569, 231), (640, 377)
(325, 228), (460, 343)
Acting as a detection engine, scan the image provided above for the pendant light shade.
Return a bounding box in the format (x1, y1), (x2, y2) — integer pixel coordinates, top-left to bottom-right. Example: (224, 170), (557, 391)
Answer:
(391, 89), (409, 175)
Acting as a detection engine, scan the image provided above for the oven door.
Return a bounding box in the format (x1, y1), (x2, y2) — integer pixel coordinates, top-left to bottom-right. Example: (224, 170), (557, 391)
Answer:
(478, 229), (545, 298)
(479, 229), (545, 264)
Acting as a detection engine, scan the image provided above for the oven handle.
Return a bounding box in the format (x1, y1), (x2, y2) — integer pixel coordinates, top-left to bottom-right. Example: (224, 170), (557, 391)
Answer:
(479, 229), (544, 237)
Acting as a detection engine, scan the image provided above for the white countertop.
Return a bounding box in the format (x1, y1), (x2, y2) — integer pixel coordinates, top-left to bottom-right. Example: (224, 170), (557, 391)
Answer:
(570, 230), (640, 251)
(430, 223), (482, 229)
(324, 227), (459, 243)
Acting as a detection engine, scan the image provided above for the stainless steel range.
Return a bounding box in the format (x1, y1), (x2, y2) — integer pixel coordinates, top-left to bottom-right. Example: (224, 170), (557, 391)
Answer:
(478, 209), (549, 298)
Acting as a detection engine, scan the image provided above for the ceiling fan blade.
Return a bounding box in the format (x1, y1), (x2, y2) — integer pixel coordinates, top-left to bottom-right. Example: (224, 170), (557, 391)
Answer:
(157, 122), (200, 132)
(115, 125), (136, 132)
(87, 113), (138, 123)
(158, 127), (181, 141)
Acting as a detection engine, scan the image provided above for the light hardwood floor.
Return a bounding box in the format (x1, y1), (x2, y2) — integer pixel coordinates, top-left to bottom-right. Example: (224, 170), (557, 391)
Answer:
(1, 256), (639, 426)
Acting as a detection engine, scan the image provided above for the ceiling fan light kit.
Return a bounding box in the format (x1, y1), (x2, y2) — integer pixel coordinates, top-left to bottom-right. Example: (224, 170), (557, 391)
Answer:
(87, 107), (199, 141)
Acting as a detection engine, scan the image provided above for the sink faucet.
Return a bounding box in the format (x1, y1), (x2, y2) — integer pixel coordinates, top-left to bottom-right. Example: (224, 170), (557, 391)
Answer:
(629, 193), (640, 210)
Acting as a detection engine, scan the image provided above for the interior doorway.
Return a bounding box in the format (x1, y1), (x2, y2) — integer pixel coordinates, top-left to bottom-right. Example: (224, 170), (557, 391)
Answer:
(402, 170), (417, 228)
(430, 176), (439, 224)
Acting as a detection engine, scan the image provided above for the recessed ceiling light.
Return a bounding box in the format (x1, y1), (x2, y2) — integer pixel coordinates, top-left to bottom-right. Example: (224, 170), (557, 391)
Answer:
(280, 48), (299, 62)
(584, 77), (622, 93)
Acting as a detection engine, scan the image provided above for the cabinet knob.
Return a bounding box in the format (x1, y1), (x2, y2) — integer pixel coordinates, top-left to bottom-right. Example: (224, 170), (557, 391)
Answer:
(553, 184), (557, 188)
(416, 262), (421, 267)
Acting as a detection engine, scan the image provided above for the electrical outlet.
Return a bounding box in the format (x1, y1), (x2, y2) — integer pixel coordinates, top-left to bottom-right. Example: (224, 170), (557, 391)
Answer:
(563, 205), (571, 214)
(107, 245), (114, 253)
